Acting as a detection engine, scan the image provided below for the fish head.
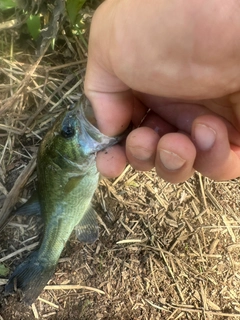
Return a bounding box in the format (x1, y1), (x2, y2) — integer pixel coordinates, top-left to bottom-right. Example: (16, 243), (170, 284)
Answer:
(39, 96), (126, 167)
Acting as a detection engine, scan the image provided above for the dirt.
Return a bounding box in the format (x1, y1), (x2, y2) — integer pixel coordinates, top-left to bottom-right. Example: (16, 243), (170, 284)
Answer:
(1, 169), (240, 319)
(1, 2), (240, 320)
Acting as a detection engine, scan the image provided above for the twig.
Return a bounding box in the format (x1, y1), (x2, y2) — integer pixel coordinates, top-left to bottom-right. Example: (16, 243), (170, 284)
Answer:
(44, 285), (105, 295)
(0, 157), (37, 231)
(145, 299), (240, 318)
(37, 297), (59, 309)
(0, 242), (39, 263)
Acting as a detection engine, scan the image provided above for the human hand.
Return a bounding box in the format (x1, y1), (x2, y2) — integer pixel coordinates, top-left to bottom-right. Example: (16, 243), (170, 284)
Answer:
(84, 0), (240, 183)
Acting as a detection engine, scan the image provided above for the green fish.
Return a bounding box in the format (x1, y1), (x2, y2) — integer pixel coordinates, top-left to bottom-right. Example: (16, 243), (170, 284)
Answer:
(5, 96), (126, 304)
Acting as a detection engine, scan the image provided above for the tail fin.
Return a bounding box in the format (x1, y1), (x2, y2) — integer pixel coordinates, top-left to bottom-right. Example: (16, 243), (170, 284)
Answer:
(5, 251), (55, 305)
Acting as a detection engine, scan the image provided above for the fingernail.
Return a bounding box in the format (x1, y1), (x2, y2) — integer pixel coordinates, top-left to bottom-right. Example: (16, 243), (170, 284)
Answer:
(194, 124), (216, 151)
(159, 149), (186, 170)
(128, 146), (152, 161)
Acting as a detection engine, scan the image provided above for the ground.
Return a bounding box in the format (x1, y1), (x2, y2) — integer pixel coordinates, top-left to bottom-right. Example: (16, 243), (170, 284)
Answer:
(0, 2), (240, 320)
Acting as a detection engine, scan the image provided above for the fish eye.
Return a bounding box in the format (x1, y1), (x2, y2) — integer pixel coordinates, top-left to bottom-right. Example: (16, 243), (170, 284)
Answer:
(61, 125), (75, 138)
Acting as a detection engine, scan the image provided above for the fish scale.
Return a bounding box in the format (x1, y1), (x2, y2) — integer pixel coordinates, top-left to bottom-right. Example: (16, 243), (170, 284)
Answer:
(5, 95), (128, 304)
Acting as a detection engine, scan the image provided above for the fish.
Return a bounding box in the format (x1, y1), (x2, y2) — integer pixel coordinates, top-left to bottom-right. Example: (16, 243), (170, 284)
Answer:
(5, 95), (127, 305)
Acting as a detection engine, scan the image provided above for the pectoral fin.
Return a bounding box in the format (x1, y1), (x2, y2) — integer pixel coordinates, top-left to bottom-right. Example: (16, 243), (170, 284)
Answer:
(75, 207), (98, 243)
(15, 191), (41, 216)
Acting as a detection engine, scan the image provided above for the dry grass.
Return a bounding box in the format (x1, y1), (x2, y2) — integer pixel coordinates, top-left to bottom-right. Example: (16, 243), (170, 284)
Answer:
(1, 4), (240, 320)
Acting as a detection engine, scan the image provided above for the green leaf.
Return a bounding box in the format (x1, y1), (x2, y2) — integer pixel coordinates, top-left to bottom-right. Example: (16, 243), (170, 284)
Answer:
(0, 264), (9, 276)
(66, 0), (86, 25)
(26, 14), (41, 40)
(0, 0), (16, 10)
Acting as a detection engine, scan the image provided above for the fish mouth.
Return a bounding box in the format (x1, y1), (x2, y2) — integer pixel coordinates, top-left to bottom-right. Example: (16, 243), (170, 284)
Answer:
(80, 97), (98, 128)
(74, 95), (128, 152)
(65, 95), (131, 155)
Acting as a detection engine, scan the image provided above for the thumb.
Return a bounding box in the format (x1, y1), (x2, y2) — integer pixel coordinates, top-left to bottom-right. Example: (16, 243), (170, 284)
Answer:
(84, 2), (133, 136)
